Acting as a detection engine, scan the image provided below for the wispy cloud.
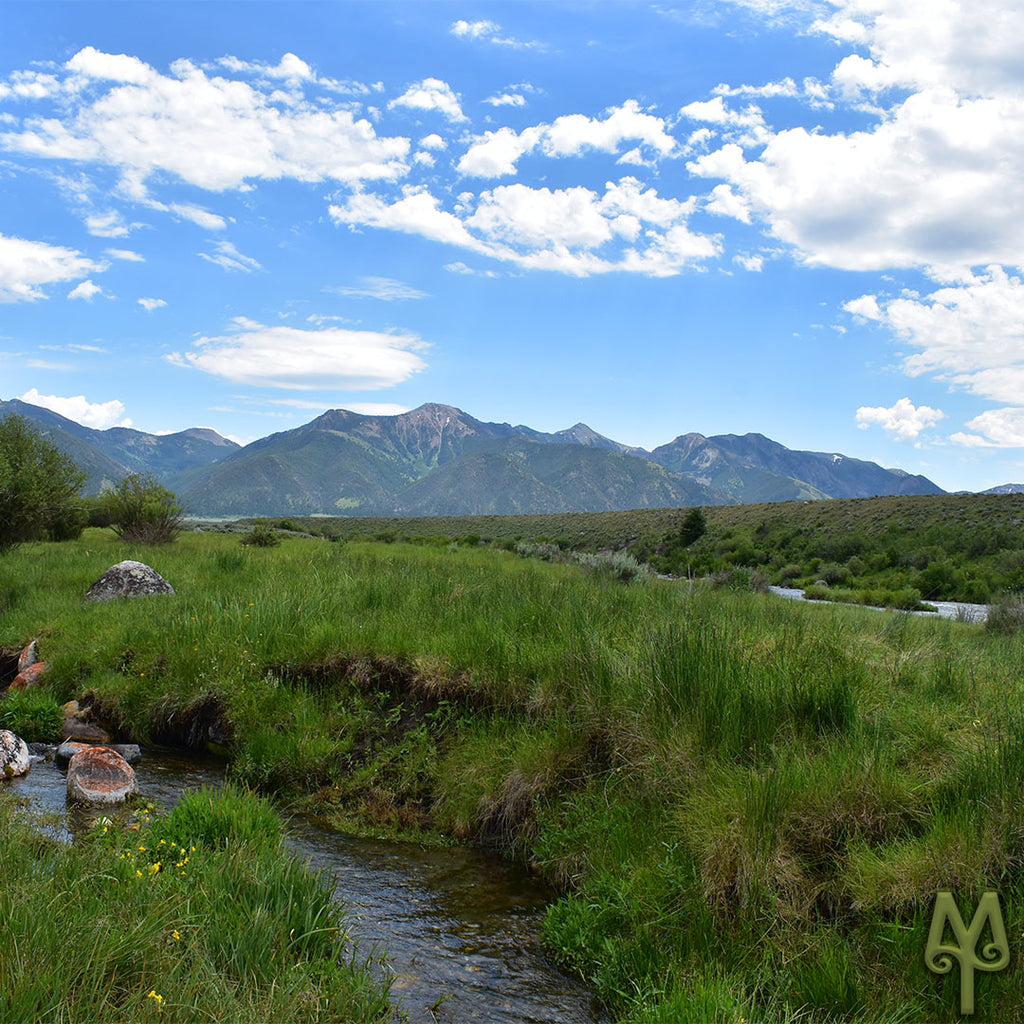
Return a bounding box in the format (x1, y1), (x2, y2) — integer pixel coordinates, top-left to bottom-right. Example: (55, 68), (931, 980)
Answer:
(198, 240), (262, 273)
(450, 19), (544, 50)
(328, 276), (428, 301)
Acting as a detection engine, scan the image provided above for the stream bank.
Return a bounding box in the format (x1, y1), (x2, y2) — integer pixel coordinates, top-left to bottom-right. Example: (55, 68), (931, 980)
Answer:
(5, 745), (603, 1024)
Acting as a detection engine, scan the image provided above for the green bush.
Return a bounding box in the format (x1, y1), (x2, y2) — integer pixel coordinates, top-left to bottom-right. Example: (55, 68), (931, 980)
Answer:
(104, 473), (184, 544)
(820, 563), (851, 586)
(0, 689), (64, 742)
(46, 505), (88, 542)
(709, 566), (769, 591)
(776, 562), (803, 583)
(913, 559), (959, 599)
(240, 524), (281, 548)
(0, 414), (86, 551)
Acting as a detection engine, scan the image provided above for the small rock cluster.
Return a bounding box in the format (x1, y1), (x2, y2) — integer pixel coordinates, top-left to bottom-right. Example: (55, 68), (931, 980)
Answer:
(0, 561), (173, 801)
(9, 638), (49, 691)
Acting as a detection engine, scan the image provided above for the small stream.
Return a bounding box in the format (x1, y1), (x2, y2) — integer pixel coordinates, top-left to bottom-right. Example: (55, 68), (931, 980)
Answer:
(768, 585), (989, 622)
(5, 749), (603, 1024)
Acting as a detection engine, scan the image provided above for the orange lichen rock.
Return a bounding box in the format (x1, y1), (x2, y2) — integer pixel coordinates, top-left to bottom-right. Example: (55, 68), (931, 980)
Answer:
(66, 746), (138, 805)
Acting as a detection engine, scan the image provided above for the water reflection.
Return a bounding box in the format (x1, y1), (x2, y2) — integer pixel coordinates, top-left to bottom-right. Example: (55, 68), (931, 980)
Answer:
(289, 820), (604, 1024)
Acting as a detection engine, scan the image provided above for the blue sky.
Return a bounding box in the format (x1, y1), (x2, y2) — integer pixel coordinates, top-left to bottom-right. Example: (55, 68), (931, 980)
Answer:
(2, 1), (1024, 492)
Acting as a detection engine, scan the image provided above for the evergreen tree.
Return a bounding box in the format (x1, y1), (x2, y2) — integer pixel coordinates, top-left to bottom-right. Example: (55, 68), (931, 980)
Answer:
(678, 506), (707, 547)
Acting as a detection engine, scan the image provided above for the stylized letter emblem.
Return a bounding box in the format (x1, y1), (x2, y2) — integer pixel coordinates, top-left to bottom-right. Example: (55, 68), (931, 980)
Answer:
(925, 891), (1009, 1015)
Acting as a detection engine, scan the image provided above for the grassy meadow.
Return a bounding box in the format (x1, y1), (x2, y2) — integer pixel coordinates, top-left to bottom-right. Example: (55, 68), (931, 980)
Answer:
(233, 491), (1024, 606)
(3, 523), (1024, 1021)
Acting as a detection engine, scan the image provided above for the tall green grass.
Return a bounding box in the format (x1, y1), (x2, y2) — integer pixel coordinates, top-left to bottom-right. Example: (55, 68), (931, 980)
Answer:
(4, 529), (1024, 1021)
(0, 785), (391, 1023)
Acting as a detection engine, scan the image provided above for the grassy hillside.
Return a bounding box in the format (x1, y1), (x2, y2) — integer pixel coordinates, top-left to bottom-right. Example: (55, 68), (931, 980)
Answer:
(5, 528), (1024, 1021)
(225, 491), (1024, 603)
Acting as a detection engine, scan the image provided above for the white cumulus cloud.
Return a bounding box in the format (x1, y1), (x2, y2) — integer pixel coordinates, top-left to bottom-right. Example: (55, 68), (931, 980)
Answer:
(0, 233), (103, 302)
(951, 408), (1024, 448)
(856, 397), (946, 441)
(388, 78), (466, 122)
(485, 92), (527, 108)
(330, 176), (717, 278)
(19, 388), (131, 429)
(166, 317), (429, 390)
(138, 297), (166, 311)
(68, 279), (101, 301)
(850, 267), (1024, 401)
(687, 2), (1024, 275)
(457, 100), (676, 178)
(0, 48), (411, 206)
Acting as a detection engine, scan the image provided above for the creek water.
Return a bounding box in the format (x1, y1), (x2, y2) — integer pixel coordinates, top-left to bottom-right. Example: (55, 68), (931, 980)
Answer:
(5, 749), (603, 1024)
(768, 585), (989, 622)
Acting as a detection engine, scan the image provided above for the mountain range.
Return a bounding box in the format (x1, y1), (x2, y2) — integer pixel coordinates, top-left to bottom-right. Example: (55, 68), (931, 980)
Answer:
(1, 398), (945, 517)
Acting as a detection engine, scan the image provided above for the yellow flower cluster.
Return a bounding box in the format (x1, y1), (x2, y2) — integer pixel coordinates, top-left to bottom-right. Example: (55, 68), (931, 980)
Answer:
(119, 839), (197, 878)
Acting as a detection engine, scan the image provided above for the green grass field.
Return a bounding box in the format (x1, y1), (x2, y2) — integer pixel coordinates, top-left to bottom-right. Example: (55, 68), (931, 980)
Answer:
(4, 524), (1024, 1021)
(228, 490), (1024, 605)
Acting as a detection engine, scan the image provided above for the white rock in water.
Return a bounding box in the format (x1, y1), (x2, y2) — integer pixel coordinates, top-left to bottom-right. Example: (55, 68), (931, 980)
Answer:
(0, 730), (31, 779)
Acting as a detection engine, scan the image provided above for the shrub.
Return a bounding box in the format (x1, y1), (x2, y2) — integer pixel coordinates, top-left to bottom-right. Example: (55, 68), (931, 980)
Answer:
(0, 414), (87, 551)
(46, 505), (88, 542)
(887, 587), (925, 611)
(996, 550), (1024, 593)
(240, 524), (281, 548)
(576, 550), (651, 584)
(820, 563), (851, 587)
(913, 560), (959, 599)
(846, 555), (866, 577)
(986, 593), (1024, 634)
(515, 541), (564, 562)
(708, 566), (769, 592)
(0, 689), (64, 742)
(960, 577), (992, 603)
(104, 473), (184, 544)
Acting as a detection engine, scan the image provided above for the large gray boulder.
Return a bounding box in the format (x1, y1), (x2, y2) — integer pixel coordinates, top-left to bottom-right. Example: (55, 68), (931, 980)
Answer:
(66, 746), (138, 804)
(0, 730), (31, 778)
(84, 561), (174, 603)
